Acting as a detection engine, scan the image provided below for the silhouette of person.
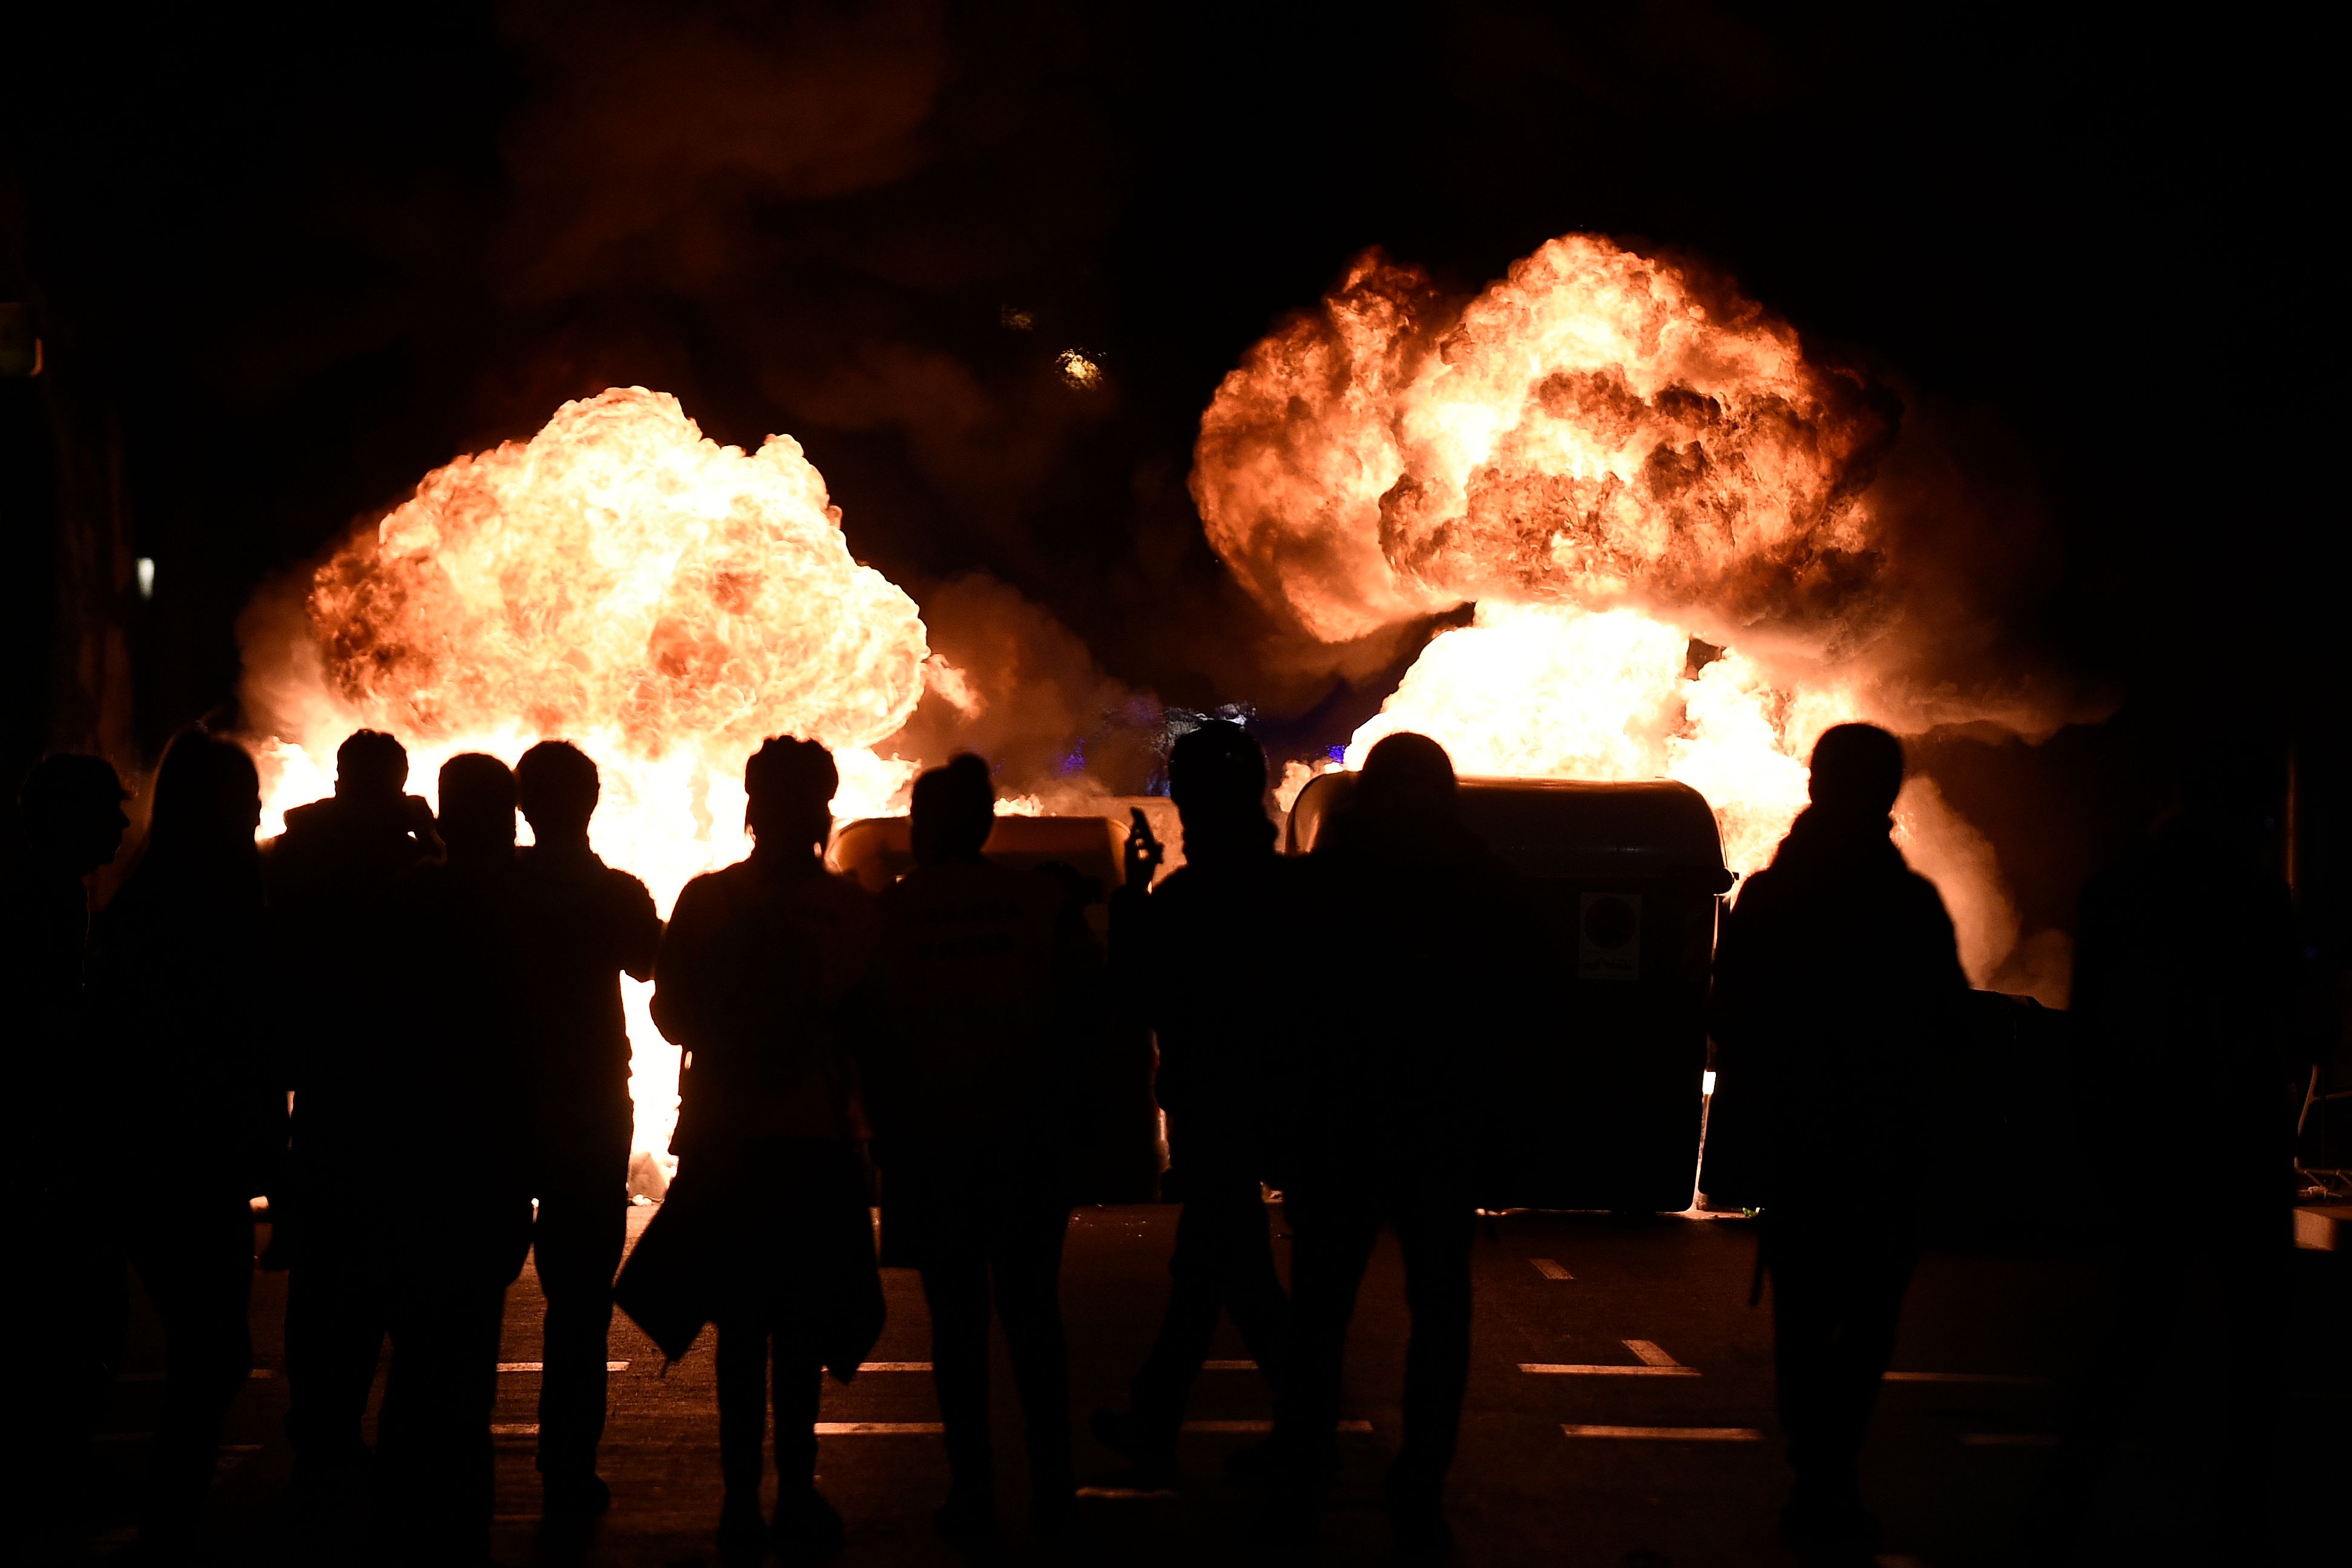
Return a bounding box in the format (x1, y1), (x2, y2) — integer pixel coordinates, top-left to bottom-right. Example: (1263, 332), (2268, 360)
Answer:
(863, 753), (1089, 1543)
(2032, 747), (2307, 1564)
(87, 730), (286, 1552)
(269, 728), (439, 1493)
(1267, 732), (1523, 1555)
(1092, 721), (1295, 1474)
(7, 753), (131, 1552)
(510, 740), (662, 1515)
(651, 735), (882, 1558)
(1707, 723), (1967, 1561)
(372, 753), (536, 1560)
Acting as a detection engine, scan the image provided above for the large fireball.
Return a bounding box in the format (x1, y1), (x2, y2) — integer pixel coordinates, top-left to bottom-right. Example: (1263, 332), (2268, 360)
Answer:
(1209, 235), (2029, 987)
(247, 387), (930, 1161)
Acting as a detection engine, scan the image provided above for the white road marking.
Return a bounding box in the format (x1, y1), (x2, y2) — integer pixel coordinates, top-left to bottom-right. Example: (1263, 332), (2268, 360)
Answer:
(1522, 1338), (1696, 1377)
(1202, 1359), (1258, 1370)
(1181, 1420), (1375, 1433)
(1562, 1425), (1762, 1441)
(1959, 1432), (2058, 1446)
(496, 1362), (629, 1372)
(1076, 1486), (1182, 1500)
(1884, 1371), (2050, 1386)
(856, 1361), (933, 1371)
(1531, 1258), (1574, 1280)
(490, 1424), (540, 1437)
(816, 1422), (945, 1434)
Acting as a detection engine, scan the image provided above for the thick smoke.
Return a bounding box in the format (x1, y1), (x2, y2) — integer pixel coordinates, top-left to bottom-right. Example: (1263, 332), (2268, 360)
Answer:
(886, 572), (1162, 802)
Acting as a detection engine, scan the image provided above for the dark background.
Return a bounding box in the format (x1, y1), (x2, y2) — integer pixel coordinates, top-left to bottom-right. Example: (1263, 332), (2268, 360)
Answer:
(4, 1), (2341, 970)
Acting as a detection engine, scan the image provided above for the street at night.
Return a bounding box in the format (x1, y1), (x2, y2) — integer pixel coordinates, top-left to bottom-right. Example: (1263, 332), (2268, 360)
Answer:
(9, 6), (2345, 1566)
(80, 1202), (2349, 1566)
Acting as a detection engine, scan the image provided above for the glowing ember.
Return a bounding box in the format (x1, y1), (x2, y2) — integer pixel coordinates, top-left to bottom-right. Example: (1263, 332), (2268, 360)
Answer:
(247, 387), (928, 1160)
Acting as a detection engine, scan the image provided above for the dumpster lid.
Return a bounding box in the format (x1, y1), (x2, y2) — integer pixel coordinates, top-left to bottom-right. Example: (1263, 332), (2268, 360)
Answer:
(829, 813), (1126, 896)
(1286, 772), (1732, 890)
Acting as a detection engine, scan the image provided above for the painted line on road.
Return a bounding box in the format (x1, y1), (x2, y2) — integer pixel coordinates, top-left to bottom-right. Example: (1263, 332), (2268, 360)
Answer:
(1959, 1432), (2058, 1446)
(1181, 1420), (1375, 1434)
(1884, 1371), (2050, 1386)
(1076, 1485), (1182, 1500)
(1530, 1258), (1574, 1280)
(816, 1422), (945, 1434)
(1562, 1425), (1761, 1441)
(857, 1361), (933, 1371)
(491, 1424), (540, 1437)
(1203, 1359), (1258, 1370)
(1522, 1339), (1697, 1377)
(497, 1361), (630, 1372)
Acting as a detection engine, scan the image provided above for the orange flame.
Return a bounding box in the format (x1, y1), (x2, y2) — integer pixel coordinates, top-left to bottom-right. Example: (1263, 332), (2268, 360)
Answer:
(248, 387), (929, 1160)
(1199, 236), (1976, 923)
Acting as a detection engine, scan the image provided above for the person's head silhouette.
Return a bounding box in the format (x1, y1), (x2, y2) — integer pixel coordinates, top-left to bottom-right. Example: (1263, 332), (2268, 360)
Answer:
(743, 736), (838, 861)
(148, 729), (262, 862)
(516, 740), (600, 847)
(335, 729), (409, 803)
(1356, 732), (1458, 822)
(17, 753), (130, 877)
(1806, 723), (1905, 822)
(1169, 721), (1269, 849)
(436, 753), (517, 862)
(910, 754), (993, 867)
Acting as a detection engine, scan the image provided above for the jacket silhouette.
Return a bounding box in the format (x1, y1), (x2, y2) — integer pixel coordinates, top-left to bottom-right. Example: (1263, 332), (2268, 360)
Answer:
(1094, 721), (1295, 1469)
(511, 740), (662, 1514)
(267, 729), (438, 1488)
(2034, 754), (2307, 1563)
(1707, 723), (1967, 1557)
(863, 752), (1088, 1542)
(87, 730), (283, 1552)
(8, 753), (130, 1555)
(642, 735), (879, 1557)
(1269, 732), (1522, 1555)
(370, 753), (536, 1559)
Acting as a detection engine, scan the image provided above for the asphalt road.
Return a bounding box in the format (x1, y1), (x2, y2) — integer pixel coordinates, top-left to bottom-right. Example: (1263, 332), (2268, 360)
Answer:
(73, 1202), (2347, 1566)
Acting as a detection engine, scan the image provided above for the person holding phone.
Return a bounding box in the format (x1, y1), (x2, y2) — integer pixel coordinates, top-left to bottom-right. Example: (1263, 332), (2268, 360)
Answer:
(1092, 721), (1298, 1478)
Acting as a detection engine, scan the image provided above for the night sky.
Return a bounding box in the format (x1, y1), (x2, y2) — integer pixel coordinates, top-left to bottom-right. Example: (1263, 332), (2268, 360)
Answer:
(5, 2), (2337, 953)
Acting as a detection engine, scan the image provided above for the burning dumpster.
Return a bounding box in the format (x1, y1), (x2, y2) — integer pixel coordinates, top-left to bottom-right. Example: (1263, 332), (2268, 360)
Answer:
(1286, 772), (1735, 1213)
(830, 813), (1163, 1202)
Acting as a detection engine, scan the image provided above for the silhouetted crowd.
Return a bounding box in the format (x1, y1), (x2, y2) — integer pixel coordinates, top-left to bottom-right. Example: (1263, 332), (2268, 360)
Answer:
(3, 717), (2312, 1567)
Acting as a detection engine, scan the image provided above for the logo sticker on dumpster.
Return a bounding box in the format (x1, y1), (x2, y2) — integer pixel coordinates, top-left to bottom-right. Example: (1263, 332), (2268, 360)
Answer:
(1579, 893), (1641, 981)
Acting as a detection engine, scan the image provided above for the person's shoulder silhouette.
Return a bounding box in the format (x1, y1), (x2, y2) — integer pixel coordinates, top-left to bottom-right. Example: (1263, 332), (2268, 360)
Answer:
(879, 753), (1059, 977)
(272, 729), (437, 908)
